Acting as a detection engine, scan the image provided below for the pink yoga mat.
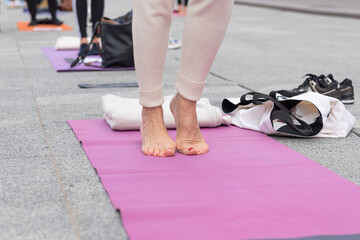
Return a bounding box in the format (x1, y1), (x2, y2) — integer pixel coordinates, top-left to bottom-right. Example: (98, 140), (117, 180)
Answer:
(68, 119), (360, 240)
(42, 47), (135, 72)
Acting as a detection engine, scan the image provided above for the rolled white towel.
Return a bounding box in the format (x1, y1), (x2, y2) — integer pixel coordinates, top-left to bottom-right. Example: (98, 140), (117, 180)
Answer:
(102, 94), (232, 130)
(54, 36), (93, 50)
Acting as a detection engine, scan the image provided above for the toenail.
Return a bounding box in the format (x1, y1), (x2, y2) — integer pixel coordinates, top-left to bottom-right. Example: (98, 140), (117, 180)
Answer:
(162, 153), (166, 156)
(188, 147), (194, 151)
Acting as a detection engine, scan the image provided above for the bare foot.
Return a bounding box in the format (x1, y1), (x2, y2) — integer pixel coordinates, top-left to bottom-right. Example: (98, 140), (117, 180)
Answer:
(141, 106), (176, 157)
(170, 93), (209, 155)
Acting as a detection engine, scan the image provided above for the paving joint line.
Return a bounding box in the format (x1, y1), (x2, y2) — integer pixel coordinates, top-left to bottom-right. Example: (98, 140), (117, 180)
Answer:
(208, 72), (255, 92)
(352, 130), (360, 138)
(15, 35), (80, 239)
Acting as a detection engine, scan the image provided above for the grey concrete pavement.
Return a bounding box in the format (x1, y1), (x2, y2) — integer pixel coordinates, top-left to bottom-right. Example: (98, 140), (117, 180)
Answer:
(0, 0), (359, 239)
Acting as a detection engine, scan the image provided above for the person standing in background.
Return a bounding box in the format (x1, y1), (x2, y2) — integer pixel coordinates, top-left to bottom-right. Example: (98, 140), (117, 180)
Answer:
(177, 0), (188, 16)
(75, 0), (104, 56)
(26, 0), (63, 26)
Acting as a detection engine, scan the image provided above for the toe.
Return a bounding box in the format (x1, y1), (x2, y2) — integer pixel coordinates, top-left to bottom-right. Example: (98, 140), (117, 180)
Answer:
(142, 146), (147, 155)
(201, 143), (209, 154)
(165, 147), (175, 157)
(183, 146), (197, 155)
(196, 144), (208, 155)
(197, 148), (205, 155)
(154, 148), (161, 157)
(148, 148), (155, 156)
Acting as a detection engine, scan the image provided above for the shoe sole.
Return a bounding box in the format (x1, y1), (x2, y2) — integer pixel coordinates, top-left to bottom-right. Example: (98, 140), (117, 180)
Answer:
(168, 44), (182, 50)
(341, 99), (355, 104)
(340, 86), (355, 104)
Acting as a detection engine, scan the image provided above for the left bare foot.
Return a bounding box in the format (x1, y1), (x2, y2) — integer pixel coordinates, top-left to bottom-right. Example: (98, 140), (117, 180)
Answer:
(170, 93), (209, 155)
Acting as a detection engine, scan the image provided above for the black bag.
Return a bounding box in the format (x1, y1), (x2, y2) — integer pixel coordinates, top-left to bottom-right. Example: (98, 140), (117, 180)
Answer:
(71, 10), (134, 69)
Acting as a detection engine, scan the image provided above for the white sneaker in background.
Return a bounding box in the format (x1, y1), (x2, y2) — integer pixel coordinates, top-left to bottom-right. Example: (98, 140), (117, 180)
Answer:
(168, 34), (182, 50)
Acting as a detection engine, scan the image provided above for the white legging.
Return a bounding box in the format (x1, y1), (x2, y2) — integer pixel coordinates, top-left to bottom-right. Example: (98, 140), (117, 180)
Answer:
(133, 0), (234, 107)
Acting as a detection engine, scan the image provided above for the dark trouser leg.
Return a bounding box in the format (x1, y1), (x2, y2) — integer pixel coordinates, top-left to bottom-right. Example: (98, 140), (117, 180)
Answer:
(91, 0), (104, 35)
(76, 0), (87, 38)
(47, 0), (58, 20)
(26, 0), (37, 21)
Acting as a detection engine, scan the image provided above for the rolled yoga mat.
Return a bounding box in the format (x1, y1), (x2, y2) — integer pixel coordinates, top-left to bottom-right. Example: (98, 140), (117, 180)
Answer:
(68, 119), (360, 240)
(42, 47), (135, 72)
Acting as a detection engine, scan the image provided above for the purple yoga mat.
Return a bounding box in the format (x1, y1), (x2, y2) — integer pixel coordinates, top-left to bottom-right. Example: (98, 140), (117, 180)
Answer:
(68, 119), (360, 240)
(42, 47), (135, 72)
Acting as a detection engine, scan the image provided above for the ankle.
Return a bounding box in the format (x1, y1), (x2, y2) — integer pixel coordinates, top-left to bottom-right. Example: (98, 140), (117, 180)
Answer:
(80, 38), (88, 45)
(142, 106), (164, 119)
(175, 93), (196, 110)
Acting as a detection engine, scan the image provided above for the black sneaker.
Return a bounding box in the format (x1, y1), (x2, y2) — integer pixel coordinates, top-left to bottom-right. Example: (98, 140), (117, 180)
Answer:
(78, 43), (89, 56)
(339, 78), (355, 104)
(51, 18), (63, 26)
(88, 43), (100, 55)
(28, 18), (37, 26)
(292, 74), (342, 100)
(323, 74), (355, 104)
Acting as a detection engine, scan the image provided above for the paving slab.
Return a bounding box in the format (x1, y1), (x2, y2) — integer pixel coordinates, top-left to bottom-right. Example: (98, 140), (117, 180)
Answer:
(0, 157), (76, 240)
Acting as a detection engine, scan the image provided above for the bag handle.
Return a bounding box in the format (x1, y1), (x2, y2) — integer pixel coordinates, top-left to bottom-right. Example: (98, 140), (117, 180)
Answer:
(239, 92), (315, 136)
(70, 21), (101, 68)
(271, 110), (314, 136)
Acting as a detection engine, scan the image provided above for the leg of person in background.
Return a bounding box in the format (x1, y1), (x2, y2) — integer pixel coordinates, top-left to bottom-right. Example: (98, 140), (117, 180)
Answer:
(179, 0), (188, 16)
(133, 0), (177, 157)
(48, 0), (63, 25)
(170, 0), (233, 154)
(177, 0), (182, 12)
(76, 0), (88, 55)
(26, 0), (37, 25)
(88, 0), (104, 55)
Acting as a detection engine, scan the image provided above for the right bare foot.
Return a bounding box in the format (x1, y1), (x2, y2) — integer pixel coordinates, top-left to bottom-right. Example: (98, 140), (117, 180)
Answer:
(141, 106), (176, 157)
(170, 93), (209, 155)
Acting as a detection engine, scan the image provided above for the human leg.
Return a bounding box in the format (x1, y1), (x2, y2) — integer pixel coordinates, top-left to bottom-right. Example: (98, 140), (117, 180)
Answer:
(48, 0), (63, 25)
(179, 0), (188, 16)
(133, 0), (176, 156)
(87, 0), (104, 55)
(75, 0), (88, 55)
(26, 0), (37, 25)
(76, 0), (88, 39)
(90, 0), (104, 34)
(176, 0), (182, 12)
(171, 0), (234, 155)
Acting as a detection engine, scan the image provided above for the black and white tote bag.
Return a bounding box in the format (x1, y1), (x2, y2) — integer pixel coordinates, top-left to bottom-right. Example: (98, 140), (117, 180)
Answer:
(221, 90), (355, 137)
